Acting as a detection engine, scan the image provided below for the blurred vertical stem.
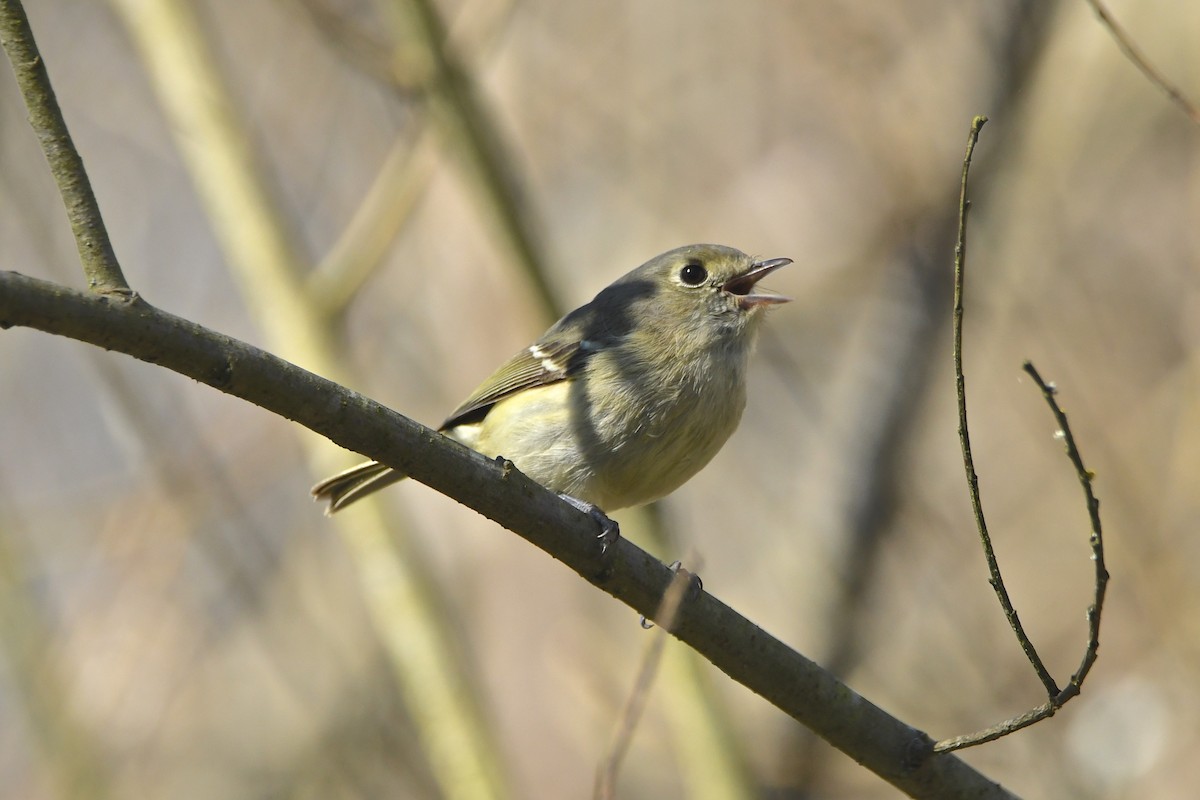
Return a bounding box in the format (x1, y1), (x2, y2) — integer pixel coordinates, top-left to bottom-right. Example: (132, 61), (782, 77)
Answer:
(305, 126), (440, 317)
(377, 0), (562, 314)
(374, 1), (755, 791)
(629, 509), (757, 800)
(659, 643), (756, 800)
(0, 524), (113, 800)
(105, 1), (510, 798)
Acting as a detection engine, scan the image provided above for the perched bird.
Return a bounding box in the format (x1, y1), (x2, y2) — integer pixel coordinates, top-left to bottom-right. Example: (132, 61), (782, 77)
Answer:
(312, 244), (790, 521)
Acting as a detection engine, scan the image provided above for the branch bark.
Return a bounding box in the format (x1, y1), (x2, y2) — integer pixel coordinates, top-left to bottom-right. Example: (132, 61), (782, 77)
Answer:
(0, 269), (1016, 799)
(0, 0), (128, 294)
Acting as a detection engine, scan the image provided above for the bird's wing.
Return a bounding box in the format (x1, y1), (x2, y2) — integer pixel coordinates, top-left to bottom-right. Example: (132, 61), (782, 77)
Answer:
(439, 335), (592, 429)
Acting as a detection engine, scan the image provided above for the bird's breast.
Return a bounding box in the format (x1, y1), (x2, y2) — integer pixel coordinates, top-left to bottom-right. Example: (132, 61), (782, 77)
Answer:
(464, 343), (751, 511)
(577, 344), (749, 508)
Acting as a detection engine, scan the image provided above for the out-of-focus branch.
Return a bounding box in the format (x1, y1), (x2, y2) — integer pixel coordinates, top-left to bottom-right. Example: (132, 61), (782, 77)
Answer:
(295, 0), (415, 89)
(938, 116), (1108, 753)
(297, 0), (560, 316)
(1082, 0), (1200, 126)
(634, 506), (756, 800)
(781, 5), (1063, 790)
(594, 558), (700, 800)
(379, 0), (562, 315)
(0, 0), (129, 294)
(325, 2), (757, 790)
(306, 126), (440, 317)
(0, 516), (114, 800)
(107, 0), (332, 369)
(0, 268), (1018, 799)
(105, 1), (511, 797)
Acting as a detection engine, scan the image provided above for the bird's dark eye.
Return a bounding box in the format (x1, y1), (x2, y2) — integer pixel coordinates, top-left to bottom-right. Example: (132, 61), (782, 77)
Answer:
(679, 261), (708, 286)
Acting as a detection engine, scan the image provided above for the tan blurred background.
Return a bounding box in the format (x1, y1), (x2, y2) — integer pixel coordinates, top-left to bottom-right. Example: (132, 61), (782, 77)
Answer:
(1, 0), (1196, 797)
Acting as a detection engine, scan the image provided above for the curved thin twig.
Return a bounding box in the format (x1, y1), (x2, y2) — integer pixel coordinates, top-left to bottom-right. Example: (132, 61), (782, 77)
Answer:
(951, 115), (1059, 697)
(936, 116), (1109, 753)
(1019, 361), (1108, 707)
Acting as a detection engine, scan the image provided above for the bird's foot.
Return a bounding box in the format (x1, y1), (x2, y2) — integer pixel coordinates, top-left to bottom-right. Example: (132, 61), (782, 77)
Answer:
(640, 560), (703, 629)
(558, 493), (620, 561)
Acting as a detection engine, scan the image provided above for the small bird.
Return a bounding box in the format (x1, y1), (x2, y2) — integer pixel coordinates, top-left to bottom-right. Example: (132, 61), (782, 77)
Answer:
(312, 244), (790, 521)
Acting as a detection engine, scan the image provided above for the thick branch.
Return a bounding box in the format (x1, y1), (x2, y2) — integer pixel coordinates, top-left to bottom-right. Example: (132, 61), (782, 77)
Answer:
(0, 269), (1016, 799)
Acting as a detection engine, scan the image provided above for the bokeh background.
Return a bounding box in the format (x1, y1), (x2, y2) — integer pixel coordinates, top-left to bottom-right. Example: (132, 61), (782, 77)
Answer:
(1, 1), (1197, 797)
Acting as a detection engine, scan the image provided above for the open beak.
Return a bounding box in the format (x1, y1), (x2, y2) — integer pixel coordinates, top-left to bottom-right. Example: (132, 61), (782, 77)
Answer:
(723, 257), (793, 309)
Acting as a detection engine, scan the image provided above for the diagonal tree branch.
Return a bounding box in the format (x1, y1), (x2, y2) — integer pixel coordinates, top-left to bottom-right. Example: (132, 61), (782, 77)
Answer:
(0, 269), (1017, 799)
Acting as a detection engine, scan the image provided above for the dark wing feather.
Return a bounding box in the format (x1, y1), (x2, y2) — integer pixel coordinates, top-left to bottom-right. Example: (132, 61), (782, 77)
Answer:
(440, 336), (589, 429)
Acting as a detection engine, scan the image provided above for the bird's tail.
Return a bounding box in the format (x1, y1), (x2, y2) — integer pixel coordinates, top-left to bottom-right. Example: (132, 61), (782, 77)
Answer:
(311, 460), (408, 514)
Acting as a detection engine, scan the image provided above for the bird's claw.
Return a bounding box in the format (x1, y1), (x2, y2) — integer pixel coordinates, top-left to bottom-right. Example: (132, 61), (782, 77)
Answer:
(557, 493), (620, 560)
(593, 511), (620, 556)
(640, 560), (702, 629)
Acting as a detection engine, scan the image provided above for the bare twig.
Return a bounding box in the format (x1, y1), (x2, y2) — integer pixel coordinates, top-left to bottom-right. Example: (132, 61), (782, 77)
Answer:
(951, 115), (1058, 696)
(595, 558), (700, 800)
(934, 365), (1108, 753)
(0, 0), (129, 294)
(937, 116), (1109, 753)
(1082, 0), (1200, 127)
(1018, 361), (1108, 706)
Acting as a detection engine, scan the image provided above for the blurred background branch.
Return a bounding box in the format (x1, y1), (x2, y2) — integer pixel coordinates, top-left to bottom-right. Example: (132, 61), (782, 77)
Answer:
(594, 558), (698, 800)
(299, 1), (764, 793)
(104, 0), (510, 797)
(1082, 0), (1200, 126)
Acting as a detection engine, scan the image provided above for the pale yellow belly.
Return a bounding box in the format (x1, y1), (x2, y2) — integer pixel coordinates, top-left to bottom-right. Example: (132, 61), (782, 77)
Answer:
(454, 372), (745, 511)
